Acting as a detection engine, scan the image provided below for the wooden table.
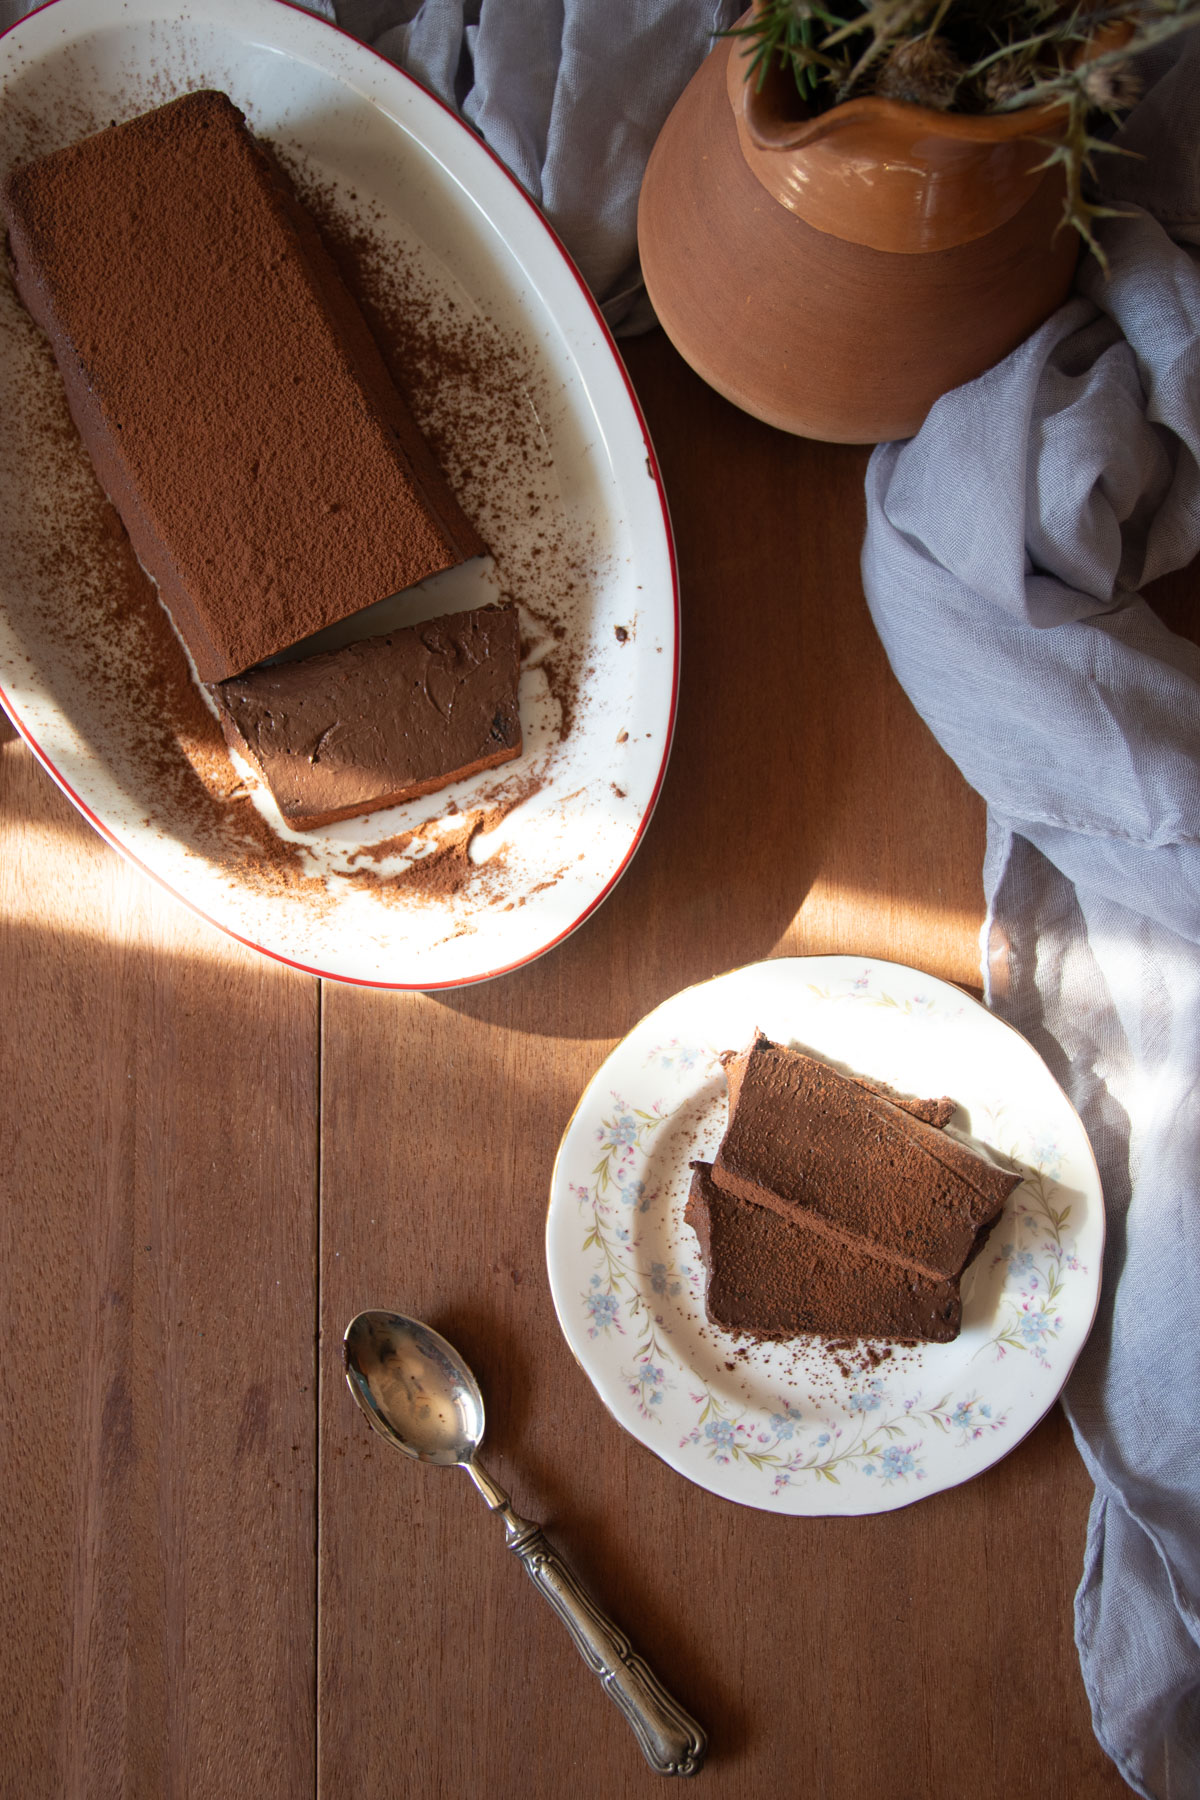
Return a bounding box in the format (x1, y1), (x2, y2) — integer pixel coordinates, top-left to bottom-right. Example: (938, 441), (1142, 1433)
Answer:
(0, 332), (1136, 1799)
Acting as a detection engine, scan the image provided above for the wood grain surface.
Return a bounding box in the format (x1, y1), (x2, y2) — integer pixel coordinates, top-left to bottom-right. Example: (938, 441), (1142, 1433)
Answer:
(0, 332), (1137, 1799)
(0, 716), (319, 1798)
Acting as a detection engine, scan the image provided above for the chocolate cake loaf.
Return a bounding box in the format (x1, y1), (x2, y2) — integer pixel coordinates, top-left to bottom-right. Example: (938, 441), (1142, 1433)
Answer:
(214, 603), (522, 829)
(1, 91), (486, 683)
(685, 1163), (961, 1343)
(713, 1034), (1020, 1282)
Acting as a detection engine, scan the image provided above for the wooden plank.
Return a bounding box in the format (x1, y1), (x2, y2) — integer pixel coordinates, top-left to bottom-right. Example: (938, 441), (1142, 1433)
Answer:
(0, 723), (320, 1800)
(316, 334), (1133, 1798)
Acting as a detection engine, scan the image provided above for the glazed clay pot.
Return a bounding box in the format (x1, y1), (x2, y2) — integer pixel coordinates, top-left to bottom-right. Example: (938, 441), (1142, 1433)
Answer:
(637, 36), (1080, 443)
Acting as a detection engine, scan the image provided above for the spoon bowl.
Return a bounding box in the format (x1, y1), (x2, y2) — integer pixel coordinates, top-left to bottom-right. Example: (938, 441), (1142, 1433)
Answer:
(344, 1310), (484, 1467)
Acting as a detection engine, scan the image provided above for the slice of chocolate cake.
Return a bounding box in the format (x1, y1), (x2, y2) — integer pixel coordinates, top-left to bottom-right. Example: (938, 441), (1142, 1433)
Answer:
(685, 1163), (961, 1343)
(712, 1034), (1020, 1282)
(213, 603), (522, 830)
(1, 91), (486, 682)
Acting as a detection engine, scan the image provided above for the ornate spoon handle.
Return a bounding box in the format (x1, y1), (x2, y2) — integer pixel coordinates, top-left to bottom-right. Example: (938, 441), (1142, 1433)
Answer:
(466, 1461), (706, 1777)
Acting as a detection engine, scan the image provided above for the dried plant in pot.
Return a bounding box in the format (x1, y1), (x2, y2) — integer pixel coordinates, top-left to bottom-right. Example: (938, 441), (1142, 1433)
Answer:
(637, 2), (1198, 443)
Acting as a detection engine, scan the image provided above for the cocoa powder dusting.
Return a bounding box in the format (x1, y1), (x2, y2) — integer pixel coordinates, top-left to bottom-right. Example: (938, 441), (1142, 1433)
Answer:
(634, 1063), (940, 1428)
(3, 96), (486, 686)
(0, 85), (610, 929)
(0, 261), (329, 904)
(344, 771), (548, 905)
(346, 814), (484, 904)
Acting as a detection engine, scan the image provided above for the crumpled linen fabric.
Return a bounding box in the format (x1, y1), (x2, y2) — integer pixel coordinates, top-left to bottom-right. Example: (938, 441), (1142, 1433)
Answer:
(861, 41), (1200, 1800)
(324, 0), (740, 332)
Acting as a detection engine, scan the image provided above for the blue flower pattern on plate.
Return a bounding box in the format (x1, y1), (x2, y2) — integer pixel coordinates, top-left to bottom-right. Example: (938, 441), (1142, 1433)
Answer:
(557, 968), (1091, 1510)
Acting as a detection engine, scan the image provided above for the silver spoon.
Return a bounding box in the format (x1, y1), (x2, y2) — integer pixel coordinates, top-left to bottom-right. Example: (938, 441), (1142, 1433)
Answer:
(343, 1309), (707, 1778)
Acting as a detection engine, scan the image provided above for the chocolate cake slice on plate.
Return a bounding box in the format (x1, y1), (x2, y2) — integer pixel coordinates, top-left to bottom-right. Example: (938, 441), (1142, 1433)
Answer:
(685, 1162), (962, 1344)
(712, 1033), (1020, 1282)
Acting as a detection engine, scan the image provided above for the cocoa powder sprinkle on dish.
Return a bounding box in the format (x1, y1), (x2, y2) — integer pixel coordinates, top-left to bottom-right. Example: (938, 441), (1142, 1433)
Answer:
(1, 89), (604, 922)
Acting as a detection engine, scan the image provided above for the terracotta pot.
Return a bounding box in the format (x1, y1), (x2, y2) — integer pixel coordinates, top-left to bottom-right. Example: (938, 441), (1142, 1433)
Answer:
(637, 34), (1081, 443)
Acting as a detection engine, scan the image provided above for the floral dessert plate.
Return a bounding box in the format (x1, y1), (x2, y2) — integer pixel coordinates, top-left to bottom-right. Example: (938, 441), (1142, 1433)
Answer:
(0, 0), (675, 987)
(546, 956), (1104, 1516)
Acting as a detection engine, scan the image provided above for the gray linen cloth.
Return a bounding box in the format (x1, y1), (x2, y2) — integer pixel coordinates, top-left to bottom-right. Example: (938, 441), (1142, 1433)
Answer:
(862, 42), (1200, 1800)
(338, 0), (743, 331)
(4, 1), (1197, 1793)
(283, 0), (740, 332)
